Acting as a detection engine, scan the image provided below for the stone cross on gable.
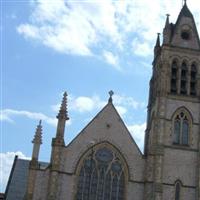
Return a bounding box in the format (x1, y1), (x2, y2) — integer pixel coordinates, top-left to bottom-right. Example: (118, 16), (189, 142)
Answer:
(108, 90), (114, 103)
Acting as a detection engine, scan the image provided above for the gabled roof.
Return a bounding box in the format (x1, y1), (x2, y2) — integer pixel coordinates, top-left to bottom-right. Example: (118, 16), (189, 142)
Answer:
(67, 101), (143, 156)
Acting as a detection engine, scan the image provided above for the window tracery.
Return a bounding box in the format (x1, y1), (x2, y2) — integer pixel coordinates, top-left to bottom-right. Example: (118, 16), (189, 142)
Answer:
(173, 111), (189, 145)
(76, 147), (125, 200)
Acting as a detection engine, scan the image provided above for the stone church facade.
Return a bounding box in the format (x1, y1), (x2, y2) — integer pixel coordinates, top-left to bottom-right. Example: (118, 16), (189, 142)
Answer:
(6, 2), (200, 200)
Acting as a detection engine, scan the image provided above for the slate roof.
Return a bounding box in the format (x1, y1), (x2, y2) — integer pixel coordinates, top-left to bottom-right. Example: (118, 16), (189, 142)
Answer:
(179, 3), (193, 18)
(5, 156), (49, 200)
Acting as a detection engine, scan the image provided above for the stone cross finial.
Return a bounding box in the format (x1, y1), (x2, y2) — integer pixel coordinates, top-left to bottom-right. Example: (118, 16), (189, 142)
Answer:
(108, 90), (114, 103)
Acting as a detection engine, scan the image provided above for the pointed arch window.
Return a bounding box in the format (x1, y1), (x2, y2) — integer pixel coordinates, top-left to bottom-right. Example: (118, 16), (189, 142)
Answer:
(171, 60), (178, 94)
(180, 62), (188, 95)
(190, 63), (197, 96)
(173, 112), (189, 145)
(175, 181), (181, 200)
(76, 147), (126, 200)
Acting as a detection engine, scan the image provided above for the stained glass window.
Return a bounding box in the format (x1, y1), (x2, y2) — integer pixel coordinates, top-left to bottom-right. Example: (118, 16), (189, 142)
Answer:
(76, 147), (125, 200)
(173, 112), (189, 145)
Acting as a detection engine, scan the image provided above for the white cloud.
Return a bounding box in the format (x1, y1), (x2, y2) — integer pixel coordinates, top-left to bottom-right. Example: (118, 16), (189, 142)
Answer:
(52, 94), (106, 114)
(17, 0), (200, 68)
(70, 95), (131, 117)
(74, 97), (95, 112)
(72, 95), (106, 112)
(103, 51), (120, 70)
(0, 109), (71, 127)
(113, 94), (145, 110)
(0, 151), (30, 192)
(127, 123), (146, 152)
(132, 38), (152, 57)
(17, 24), (40, 39)
(52, 93), (144, 117)
(115, 106), (127, 116)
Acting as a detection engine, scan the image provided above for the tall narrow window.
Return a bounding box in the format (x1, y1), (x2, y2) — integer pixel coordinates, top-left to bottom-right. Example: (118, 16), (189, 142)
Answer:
(175, 181), (181, 200)
(190, 63), (197, 96)
(180, 62), (188, 95)
(173, 112), (189, 145)
(76, 147), (126, 200)
(182, 119), (189, 145)
(174, 116), (181, 144)
(171, 61), (178, 93)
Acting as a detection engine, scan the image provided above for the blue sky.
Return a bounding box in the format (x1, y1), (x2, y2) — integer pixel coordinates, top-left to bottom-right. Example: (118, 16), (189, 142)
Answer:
(1, 0), (200, 192)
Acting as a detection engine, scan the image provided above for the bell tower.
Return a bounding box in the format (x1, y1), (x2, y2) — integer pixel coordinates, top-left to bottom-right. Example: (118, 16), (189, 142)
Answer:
(144, 2), (200, 200)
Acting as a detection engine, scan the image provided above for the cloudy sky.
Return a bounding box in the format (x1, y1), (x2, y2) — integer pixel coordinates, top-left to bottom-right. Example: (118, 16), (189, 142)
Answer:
(1, 0), (200, 192)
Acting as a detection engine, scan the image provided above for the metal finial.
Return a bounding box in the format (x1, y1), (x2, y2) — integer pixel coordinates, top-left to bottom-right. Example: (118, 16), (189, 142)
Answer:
(108, 90), (114, 103)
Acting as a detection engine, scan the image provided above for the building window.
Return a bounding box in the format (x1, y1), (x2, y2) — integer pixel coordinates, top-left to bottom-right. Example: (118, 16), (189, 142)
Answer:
(180, 62), (188, 95)
(175, 181), (181, 200)
(173, 112), (189, 145)
(190, 63), (197, 96)
(76, 147), (125, 200)
(171, 61), (178, 94)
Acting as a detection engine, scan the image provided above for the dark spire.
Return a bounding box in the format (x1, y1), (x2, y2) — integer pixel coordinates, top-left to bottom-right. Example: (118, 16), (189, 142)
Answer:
(108, 90), (114, 103)
(154, 33), (161, 57)
(163, 14), (172, 45)
(164, 14), (170, 29)
(57, 92), (69, 120)
(32, 120), (42, 145)
(155, 33), (161, 47)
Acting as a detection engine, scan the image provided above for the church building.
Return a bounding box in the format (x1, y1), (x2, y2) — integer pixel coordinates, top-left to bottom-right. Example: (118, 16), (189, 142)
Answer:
(5, 1), (200, 200)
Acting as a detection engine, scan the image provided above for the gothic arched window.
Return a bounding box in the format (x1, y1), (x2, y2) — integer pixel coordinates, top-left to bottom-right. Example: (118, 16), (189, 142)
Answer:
(190, 63), (197, 96)
(173, 112), (189, 145)
(76, 146), (126, 200)
(171, 60), (178, 94)
(175, 181), (181, 200)
(180, 62), (188, 95)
